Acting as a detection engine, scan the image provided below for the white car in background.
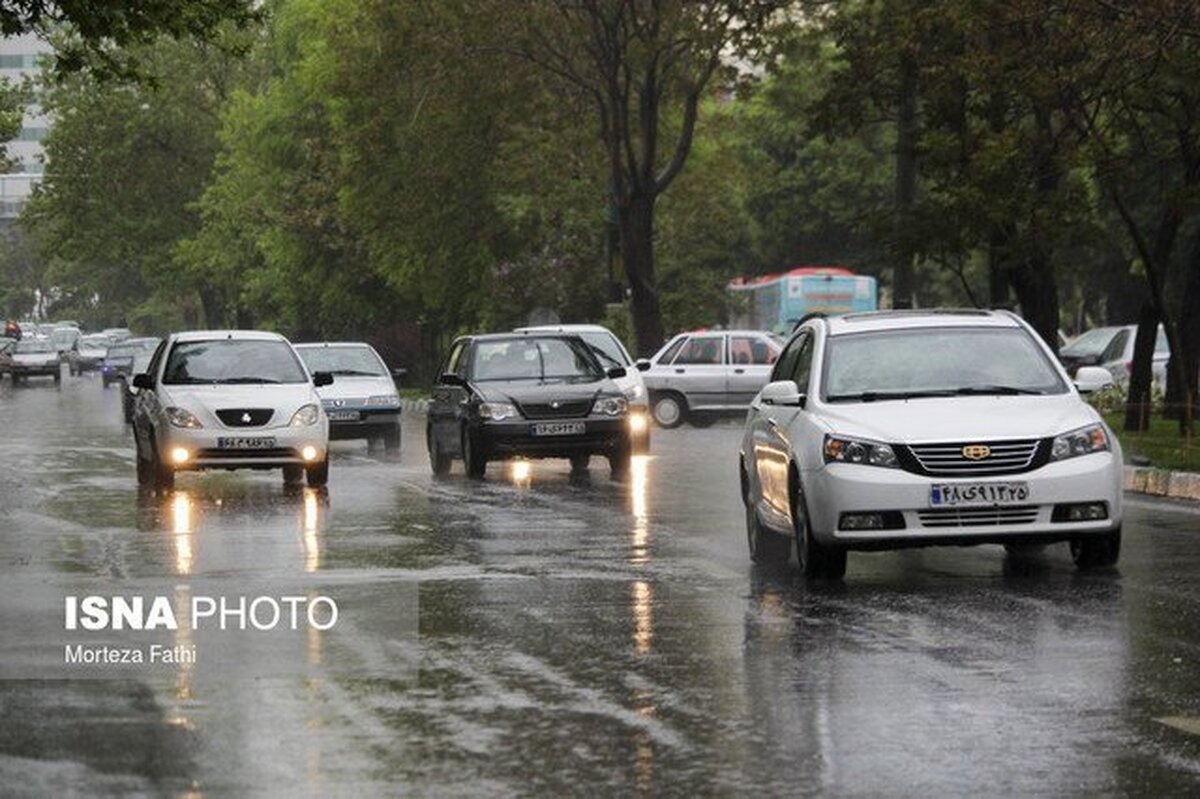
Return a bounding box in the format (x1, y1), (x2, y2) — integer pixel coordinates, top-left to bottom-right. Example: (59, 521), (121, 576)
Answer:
(514, 323), (650, 451)
(295, 342), (403, 453)
(131, 330), (333, 489)
(740, 310), (1122, 578)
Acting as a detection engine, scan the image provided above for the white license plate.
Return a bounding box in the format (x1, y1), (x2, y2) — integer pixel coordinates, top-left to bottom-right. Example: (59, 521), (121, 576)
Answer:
(531, 421), (586, 437)
(327, 410), (360, 421)
(216, 436), (277, 450)
(930, 482), (1030, 507)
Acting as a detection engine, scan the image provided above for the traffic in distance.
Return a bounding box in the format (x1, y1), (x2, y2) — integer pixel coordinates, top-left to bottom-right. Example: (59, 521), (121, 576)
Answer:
(3, 290), (1128, 575)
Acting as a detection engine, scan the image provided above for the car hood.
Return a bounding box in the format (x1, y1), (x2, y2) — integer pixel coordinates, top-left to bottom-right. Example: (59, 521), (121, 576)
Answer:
(160, 383), (320, 416)
(473, 378), (618, 404)
(314, 375), (395, 401)
(813, 394), (1099, 443)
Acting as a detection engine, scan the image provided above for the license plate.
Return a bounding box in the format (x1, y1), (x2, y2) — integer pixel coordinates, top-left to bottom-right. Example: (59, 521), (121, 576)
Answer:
(930, 482), (1030, 507)
(531, 421), (586, 436)
(216, 436), (277, 449)
(327, 410), (360, 421)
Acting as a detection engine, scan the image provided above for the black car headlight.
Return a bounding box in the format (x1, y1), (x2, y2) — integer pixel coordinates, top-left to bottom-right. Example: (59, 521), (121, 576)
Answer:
(593, 396), (628, 416)
(823, 434), (899, 468)
(479, 401), (519, 421)
(1050, 424), (1110, 461)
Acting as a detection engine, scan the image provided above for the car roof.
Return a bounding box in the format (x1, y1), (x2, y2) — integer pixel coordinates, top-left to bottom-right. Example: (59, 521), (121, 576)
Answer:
(171, 329), (288, 343)
(294, 341), (375, 349)
(514, 324), (613, 334)
(463, 332), (583, 343)
(823, 309), (1021, 336)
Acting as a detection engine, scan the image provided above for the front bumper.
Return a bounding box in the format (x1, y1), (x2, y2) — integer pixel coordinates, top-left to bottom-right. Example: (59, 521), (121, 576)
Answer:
(325, 407), (401, 440)
(155, 422), (329, 471)
(476, 415), (633, 459)
(804, 452), (1123, 548)
(12, 364), (59, 377)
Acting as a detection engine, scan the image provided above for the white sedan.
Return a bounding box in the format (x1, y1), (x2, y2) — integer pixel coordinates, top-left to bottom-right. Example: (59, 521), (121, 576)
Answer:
(132, 330), (333, 489)
(740, 310), (1123, 578)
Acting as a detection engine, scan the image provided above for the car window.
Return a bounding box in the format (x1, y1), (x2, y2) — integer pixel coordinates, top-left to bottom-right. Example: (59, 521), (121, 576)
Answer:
(444, 341), (466, 378)
(1061, 327), (1117, 358)
(144, 339), (168, 379)
(791, 334), (815, 391)
(672, 335), (724, 365)
(1155, 326), (1169, 354)
(298, 345), (387, 376)
(15, 339), (54, 353)
(730, 335), (779, 366)
(1101, 330), (1129, 363)
(578, 331), (629, 367)
(163, 339), (309, 385)
(771, 332), (806, 382)
(655, 336), (686, 365)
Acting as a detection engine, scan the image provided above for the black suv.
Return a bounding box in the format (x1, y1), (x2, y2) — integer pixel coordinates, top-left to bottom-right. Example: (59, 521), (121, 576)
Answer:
(427, 333), (634, 478)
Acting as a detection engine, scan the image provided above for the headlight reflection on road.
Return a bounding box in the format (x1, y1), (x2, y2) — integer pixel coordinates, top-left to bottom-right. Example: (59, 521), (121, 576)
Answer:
(509, 459), (532, 486)
(631, 579), (654, 655)
(171, 491), (194, 576)
(629, 455), (650, 566)
(302, 488), (321, 573)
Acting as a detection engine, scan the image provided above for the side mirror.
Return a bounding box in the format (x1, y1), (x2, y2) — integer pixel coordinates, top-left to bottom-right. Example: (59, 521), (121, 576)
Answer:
(312, 371), (334, 387)
(1073, 366), (1113, 394)
(635, 359), (651, 372)
(760, 380), (805, 408)
(132, 373), (154, 390)
(438, 372), (465, 387)
(606, 366), (627, 379)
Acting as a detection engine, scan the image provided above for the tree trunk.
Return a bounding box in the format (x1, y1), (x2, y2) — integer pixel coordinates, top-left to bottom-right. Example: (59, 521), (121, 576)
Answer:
(1124, 302), (1159, 432)
(988, 224), (1013, 308)
(620, 191), (664, 357)
(1170, 230), (1200, 427)
(1007, 255), (1060, 353)
(893, 49), (918, 310)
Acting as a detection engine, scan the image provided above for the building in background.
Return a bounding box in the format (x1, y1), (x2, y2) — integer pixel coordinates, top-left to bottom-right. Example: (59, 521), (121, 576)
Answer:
(0, 33), (51, 225)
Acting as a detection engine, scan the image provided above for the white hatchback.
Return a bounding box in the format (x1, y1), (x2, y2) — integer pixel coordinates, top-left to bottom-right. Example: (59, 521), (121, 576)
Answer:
(740, 310), (1123, 578)
(131, 330), (332, 489)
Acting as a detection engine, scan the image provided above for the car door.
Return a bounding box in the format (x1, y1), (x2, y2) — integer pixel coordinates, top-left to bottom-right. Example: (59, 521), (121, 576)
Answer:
(667, 334), (727, 409)
(430, 339), (469, 454)
(727, 334), (782, 407)
(132, 338), (169, 453)
(746, 330), (815, 526)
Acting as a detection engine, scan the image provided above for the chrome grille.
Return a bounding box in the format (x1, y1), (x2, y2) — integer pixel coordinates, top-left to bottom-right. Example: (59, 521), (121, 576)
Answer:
(519, 400), (592, 420)
(900, 439), (1045, 477)
(917, 505), (1039, 528)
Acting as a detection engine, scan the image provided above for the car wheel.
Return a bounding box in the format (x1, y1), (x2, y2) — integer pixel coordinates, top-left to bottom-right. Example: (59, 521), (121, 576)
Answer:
(745, 499), (791, 565)
(1070, 527), (1121, 569)
(651, 392), (687, 429)
(306, 456), (330, 487)
(570, 454), (590, 471)
(608, 440), (632, 477)
(283, 465), (304, 484)
(135, 434), (153, 487)
(428, 426), (452, 477)
(53, 371), (62, 385)
(462, 426), (487, 479)
(149, 433), (174, 491)
(791, 477), (846, 579)
(382, 424), (402, 454)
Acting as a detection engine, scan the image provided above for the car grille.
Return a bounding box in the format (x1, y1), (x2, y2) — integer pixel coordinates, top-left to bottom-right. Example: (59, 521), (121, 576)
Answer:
(196, 447), (295, 460)
(215, 408), (275, 427)
(896, 439), (1048, 477)
(519, 400), (592, 419)
(917, 506), (1039, 528)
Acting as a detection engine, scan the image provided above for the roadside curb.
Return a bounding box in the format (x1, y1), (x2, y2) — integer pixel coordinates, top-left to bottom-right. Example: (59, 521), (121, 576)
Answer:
(1124, 466), (1200, 502)
(401, 398), (429, 414)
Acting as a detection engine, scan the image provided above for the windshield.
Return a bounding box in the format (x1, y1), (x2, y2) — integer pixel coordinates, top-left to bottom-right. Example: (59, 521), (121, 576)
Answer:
(106, 345), (137, 359)
(823, 327), (1068, 401)
(163, 339), (309, 385)
(472, 337), (602, 382)
(578, 332), (629, 367)
(1061, 327), (1118, 357)
(80, 335), (111, 350)
(15, 339), (55, 354)
(51, 329), (79, 347)
(297, 345), (387, 376)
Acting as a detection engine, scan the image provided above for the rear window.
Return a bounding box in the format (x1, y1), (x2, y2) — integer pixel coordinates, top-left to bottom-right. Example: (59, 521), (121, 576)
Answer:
(297, 345), (387, 377)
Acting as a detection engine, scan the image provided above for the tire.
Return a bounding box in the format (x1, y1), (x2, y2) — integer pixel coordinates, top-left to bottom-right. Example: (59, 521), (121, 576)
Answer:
(283, 465), (304, 484)
(428, 427), (451, 477)
(306, 457), (330, 487)
(608, 441), (632, 477)
(651, 392), (687, 429)
(149, 433), (174, 490)
(462, 426), (487, 479)
(791, 477), (846, 579)
(1070, 527), (1121, 569)
(570, 454), (590, 471)
(53, 371), (62, 385)
(135, 434), (153, 487)
(745, 500), (791, 565)
(382, 424), (402, 454)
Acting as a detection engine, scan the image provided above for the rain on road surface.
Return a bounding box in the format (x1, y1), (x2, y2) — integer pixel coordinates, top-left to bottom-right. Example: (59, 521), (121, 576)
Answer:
(1, 374), (1199, 796)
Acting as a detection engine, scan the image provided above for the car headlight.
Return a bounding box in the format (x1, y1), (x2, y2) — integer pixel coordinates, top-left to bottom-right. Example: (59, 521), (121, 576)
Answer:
(593, 396), (629, 416)
(479, 401), (518, 421)
(1050, 423), (1110, 461)
(823, 434), (899, 468)
(366, 394), (400, 406)
(623, 384), (645, 401)
(289, 403), (321, 426)
(165, 407), (203, 429)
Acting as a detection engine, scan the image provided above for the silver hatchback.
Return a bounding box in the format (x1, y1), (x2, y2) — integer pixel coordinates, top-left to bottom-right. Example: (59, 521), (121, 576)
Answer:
(641, 330), (782, 427)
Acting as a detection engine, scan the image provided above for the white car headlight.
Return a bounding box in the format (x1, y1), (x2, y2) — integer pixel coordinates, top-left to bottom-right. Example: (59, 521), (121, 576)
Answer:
(823, 434), (899, 468)
(1050, 424), (1110, 461)
(623, 384), (645, 401)
(366, 394), (400, 406)
(479, 401), (518, 421)
(165, 407), (203, 429)
(289, 403), (321, 426)
(593, 396), (629, 416)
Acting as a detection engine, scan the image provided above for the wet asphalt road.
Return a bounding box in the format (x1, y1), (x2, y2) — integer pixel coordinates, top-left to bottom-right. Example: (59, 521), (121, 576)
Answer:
(1, 373), (1199, 796)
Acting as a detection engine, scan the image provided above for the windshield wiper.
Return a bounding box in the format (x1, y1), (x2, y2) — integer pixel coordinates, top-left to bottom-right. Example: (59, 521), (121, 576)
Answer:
(953, 384), (1045, 396)
(214, 377), (281, 384)
(331, 369), (380, 376)
(826, 389), (958, 402)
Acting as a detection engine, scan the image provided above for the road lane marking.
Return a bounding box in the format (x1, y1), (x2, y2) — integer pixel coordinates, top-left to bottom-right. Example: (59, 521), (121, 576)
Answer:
(1156, 716), (1200, 737)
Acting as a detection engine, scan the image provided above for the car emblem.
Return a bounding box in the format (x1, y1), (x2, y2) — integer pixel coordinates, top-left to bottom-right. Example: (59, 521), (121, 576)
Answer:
(333, 399), (345, 407)
(241, 412), (252, 423)
(962, 444), (991, 460)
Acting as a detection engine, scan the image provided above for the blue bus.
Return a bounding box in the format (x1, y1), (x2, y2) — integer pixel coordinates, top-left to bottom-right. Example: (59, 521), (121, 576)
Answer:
(728, 266), (878, 333)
